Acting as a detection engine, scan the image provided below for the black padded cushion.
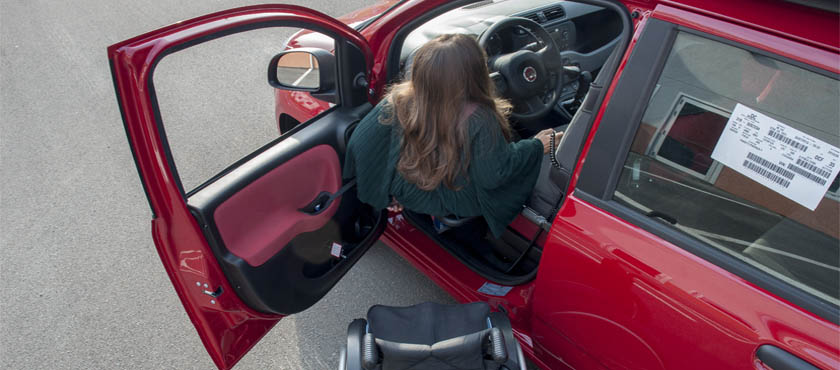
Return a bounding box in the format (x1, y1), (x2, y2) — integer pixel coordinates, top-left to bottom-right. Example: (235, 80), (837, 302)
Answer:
(367, 302), (494, 370)
(368, 301), (490, 344)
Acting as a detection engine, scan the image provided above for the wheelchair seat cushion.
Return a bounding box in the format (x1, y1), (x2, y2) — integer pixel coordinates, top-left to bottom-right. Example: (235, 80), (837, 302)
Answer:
(366, 302), (496, 370)
(367, 302), (490, 345)
(374, 331), (491, 370)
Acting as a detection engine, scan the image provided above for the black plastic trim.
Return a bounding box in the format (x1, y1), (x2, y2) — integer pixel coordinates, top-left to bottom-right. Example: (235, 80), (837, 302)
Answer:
(575, 18), (677, 198)
(267, 48), (336, 96)
(278, 113), (301, 133)
(335, 39), (369, 108)
(783, 0), (839, 14)
(756, 345), (820, 370)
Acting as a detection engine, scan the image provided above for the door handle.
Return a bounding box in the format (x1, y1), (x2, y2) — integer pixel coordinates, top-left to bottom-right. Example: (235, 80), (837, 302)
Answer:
(756, 345), (818, 370)
(299, 179), (357, 215)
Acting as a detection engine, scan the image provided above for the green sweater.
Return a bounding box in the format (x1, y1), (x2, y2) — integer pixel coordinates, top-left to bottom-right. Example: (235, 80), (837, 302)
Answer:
(344, 101), (544, 237)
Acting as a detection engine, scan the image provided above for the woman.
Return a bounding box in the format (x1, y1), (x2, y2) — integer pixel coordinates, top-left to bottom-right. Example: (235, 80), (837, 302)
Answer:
(344, 33), (562, 238)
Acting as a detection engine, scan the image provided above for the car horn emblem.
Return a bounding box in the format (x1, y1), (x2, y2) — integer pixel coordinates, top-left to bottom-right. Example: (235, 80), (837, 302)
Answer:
(523, 66), (537, 82)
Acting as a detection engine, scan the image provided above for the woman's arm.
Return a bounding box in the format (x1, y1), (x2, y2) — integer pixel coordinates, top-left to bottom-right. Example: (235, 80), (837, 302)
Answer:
(469, 112), (559, 189)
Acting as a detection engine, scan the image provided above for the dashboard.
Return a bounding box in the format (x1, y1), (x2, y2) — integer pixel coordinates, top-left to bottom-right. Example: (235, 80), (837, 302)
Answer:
(401, 0), (623, 105)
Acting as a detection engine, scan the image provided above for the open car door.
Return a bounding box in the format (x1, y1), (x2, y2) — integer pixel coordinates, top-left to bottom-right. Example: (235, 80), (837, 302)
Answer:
(108, 5), (384, 369)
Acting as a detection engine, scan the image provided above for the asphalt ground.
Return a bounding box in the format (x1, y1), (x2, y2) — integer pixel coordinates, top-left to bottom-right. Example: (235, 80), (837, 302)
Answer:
(0, 1), (454, 369)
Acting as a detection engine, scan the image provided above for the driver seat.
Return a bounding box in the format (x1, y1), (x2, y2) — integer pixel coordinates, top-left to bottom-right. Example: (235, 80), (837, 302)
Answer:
(340, 302), (526, 370)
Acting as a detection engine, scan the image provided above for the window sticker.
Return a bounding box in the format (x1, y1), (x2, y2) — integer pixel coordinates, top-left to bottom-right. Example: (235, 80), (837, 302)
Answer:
(711, 103), (840, 210)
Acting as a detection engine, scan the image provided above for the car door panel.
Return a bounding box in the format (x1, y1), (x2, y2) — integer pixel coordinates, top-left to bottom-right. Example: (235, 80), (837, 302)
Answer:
(536, 196), (840, 369)
(211, 144), (342, 267)
(533, 4), (839, 370)
(108, 5), (378, 369)
(188, 105), (385, 316)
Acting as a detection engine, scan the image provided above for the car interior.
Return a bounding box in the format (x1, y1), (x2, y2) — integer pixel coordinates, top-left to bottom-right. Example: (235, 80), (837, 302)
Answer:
(387, 0), (626, 284)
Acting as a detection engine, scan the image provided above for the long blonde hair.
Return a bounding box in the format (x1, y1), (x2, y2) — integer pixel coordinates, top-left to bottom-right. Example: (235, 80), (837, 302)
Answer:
(382, 34), (512, 191)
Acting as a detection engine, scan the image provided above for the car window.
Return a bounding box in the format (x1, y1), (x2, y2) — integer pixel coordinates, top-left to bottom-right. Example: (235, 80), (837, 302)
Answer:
(152, 27), (335, 193)
(614, 31), (839, 306)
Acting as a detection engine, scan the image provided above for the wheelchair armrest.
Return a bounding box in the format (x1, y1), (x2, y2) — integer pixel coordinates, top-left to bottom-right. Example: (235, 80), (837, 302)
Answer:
(362, 333), (379, 370)
(487, 327), (507, 363)
(345, 319), (367, 370)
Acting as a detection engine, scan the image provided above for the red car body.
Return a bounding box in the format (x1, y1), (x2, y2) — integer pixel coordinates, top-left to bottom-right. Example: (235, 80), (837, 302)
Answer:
(108, 1), (839, 369)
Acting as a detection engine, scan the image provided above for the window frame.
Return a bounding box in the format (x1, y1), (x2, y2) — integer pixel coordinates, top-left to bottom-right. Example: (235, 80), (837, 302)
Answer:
(824, 176), (840, 201)
(646, 93), (728, 183)
(145, 24), (367, 198)
(574, 17), (840, 324)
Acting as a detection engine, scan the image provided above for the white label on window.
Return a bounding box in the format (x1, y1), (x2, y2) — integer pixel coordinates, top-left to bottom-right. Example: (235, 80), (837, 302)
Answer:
(711, 103), (840, 210)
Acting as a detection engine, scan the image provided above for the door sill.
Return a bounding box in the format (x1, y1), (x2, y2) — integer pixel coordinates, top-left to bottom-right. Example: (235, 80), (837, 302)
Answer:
(401, 210), (540, 286)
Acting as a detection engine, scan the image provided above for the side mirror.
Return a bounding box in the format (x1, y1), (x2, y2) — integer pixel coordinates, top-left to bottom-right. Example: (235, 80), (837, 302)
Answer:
(268, 48), (336, 102)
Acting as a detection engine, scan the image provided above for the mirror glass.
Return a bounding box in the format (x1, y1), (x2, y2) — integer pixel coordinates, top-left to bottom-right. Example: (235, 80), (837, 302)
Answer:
(275, 51), (319, 89)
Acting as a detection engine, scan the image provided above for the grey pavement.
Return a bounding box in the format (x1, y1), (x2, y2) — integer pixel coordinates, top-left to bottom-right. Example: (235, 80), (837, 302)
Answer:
(0, 1), (453, 369)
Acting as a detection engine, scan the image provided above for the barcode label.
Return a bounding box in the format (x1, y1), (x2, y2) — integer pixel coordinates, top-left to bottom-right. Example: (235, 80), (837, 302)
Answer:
(768, 130), (808, 152)
(712, 104), (840, 210)
(787, 163), (828, 186)
(746, 152), (795, 180)
(795, 158), (830, 178)
(743, 159), (791, 188)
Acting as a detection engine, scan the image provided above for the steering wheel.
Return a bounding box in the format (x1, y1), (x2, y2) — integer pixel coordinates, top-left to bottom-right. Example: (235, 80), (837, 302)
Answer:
(478, 17), (564, 121)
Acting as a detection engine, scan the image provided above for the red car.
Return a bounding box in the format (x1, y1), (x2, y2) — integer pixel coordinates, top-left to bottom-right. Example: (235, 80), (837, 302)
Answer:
(108, 0), (839, 369)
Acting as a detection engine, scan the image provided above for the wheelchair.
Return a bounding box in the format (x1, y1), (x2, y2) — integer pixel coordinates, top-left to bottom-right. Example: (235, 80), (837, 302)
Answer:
(339, 302), (527, 370)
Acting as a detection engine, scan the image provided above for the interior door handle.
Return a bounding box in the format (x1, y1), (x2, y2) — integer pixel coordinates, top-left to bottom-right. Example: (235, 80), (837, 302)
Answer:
(299, 179), (357, 215)
(756, 345), (819, 370)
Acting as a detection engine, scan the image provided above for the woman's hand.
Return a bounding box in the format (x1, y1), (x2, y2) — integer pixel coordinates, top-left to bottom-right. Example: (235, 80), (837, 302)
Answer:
(534, 129), (564, 154)
(387, 197), (404, 213)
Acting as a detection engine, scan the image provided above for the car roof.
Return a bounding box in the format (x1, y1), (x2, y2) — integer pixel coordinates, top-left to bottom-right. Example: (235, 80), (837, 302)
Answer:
(634, 0), (839, 52)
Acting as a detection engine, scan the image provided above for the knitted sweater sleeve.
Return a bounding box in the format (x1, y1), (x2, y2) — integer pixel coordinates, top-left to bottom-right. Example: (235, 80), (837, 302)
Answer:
(469, 109), (544, 190)
(343, 101), (393, 210)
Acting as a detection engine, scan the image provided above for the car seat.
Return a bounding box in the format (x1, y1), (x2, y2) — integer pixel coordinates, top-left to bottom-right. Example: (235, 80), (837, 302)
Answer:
(339, 302), (527, 370)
